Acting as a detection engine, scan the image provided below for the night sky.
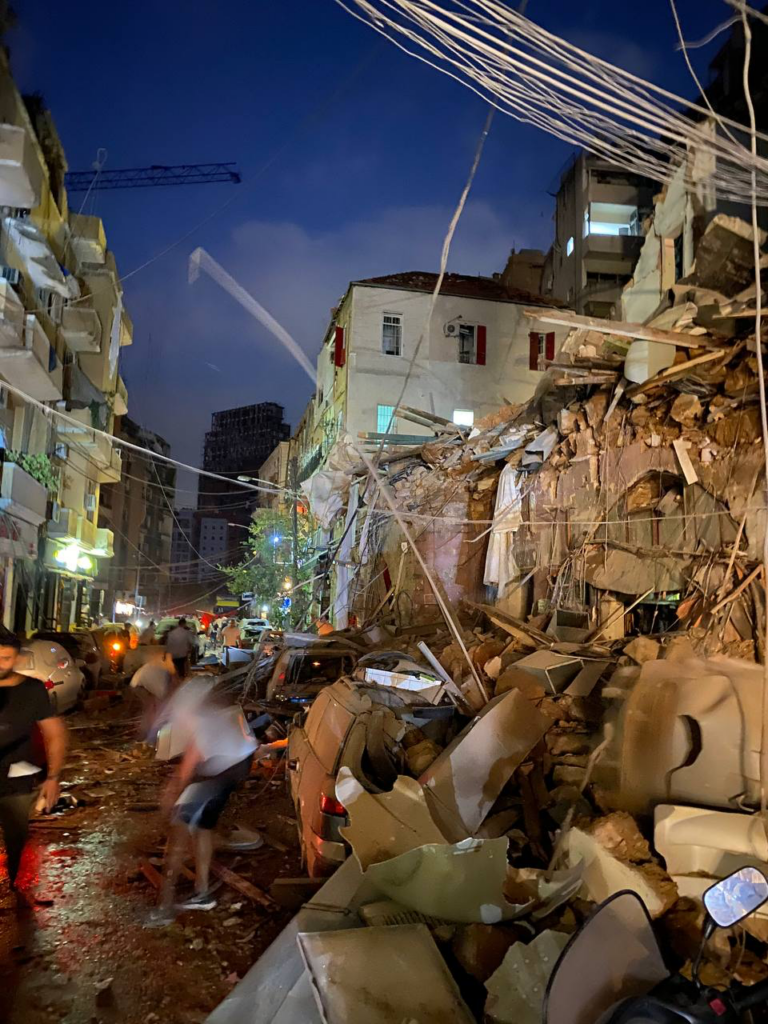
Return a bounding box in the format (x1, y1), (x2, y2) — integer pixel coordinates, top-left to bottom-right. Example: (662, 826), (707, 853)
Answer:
(9, 0), (729, 499)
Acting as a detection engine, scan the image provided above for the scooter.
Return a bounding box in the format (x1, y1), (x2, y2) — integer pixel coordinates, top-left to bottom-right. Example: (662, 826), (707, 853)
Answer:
(544, 867), (768, 1024)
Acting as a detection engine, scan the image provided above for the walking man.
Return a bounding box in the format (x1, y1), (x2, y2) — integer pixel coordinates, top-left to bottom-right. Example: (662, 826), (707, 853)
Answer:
(149, 680), (276, 923)
(0, 635), (67, 897)
(129, 652), (180, 741)
(165, 618), (196, 679)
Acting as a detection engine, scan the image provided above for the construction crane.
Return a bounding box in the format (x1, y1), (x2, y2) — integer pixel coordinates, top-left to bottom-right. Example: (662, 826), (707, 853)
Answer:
(65, 162), (241, 192)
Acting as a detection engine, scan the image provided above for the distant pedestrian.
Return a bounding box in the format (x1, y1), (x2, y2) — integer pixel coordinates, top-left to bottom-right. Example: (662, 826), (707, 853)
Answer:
(140, 620), (156, 645)
(165, 618), (196, 679)
(221, 620), (240, 648)
(0, 635), (67, 902)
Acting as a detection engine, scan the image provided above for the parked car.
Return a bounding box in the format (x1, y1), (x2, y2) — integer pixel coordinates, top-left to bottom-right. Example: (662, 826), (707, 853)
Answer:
(32, 630), (102, 688)
(264, 641), (358, 712)
(239, 618), (271, 648)
(18, 639), (86, 713)
(287, 676), (453, 876)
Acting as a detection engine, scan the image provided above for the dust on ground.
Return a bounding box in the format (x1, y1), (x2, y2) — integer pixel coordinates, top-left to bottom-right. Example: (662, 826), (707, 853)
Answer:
(0, 695), (301, 1024)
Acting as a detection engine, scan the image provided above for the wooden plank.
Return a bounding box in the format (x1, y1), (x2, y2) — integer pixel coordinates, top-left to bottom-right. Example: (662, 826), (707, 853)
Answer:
(211, 863), (275, 910)
(626, 349), (726, 397)
(140, 861), (162, 889)
(462, 599), (549, 647)
(523, 308), (719, 350)
(672, 438), (699, 485)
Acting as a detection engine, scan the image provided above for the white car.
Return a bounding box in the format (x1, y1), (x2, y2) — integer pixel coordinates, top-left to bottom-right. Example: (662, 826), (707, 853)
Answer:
(18, 639), (85, 713)
(240, 618), (271, 645)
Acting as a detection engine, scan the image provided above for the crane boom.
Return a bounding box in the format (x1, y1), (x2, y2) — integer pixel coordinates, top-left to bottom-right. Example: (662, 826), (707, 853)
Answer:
(65, 162), (241, 192)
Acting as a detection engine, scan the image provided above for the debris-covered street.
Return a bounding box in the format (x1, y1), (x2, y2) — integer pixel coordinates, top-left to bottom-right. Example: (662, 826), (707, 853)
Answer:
(0, 697), (300, 1024)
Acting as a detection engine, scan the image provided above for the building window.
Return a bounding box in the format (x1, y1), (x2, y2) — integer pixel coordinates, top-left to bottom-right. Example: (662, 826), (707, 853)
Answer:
(458, 324), (476, 364)
(452, 409), (474, 427)
(382, 313), (402, 356)
(377, 404), (396, 434)
(566, 236), (574, 257)
(585, 202), (642, 237)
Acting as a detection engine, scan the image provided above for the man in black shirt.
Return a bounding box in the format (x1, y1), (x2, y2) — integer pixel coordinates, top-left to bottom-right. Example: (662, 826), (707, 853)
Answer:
(0, 635), (67, 894)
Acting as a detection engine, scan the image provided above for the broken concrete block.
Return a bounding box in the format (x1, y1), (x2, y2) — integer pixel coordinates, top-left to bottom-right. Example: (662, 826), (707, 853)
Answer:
(452, 923), (523, 983)
(405, 739), (442, 776)
(495, 666), (546, 700)
(623, 636), (661, 665)
(663, 635), (697, 661)
(669, 394), (702, 427)
(564, 825), (678, 918)
(547, 733), (591, 756)
(484, 930), (570, 1024)
(587, 812), (652, 862)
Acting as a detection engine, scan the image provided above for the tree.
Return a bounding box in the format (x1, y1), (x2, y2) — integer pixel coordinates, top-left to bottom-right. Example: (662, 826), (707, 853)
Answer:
(220, 507), (315, 628)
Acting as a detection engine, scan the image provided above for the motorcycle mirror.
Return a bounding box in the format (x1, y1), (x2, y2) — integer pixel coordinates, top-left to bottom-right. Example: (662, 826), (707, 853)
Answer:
(703, 867), (768, 928)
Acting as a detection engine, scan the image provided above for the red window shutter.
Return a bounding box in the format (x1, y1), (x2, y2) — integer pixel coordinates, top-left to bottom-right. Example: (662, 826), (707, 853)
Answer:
(529, 332), (539, 371)
(476, 325), (486, 365)
(334, 325), (346, 368)
(545, 331), (555, 361)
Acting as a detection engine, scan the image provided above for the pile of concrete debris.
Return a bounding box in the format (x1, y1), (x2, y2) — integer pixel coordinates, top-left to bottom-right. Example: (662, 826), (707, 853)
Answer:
(211, 212), (768, 1023)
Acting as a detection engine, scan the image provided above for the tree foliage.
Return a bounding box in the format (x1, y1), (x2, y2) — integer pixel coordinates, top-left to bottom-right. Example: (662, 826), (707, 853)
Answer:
(220, 507), (315, 628)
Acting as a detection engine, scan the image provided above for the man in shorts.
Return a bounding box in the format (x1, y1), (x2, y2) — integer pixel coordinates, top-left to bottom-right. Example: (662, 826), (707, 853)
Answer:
(150, 681), (276, 921)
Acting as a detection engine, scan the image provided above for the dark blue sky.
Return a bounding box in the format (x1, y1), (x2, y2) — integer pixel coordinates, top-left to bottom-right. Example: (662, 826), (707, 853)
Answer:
(10, 0), (728, 497)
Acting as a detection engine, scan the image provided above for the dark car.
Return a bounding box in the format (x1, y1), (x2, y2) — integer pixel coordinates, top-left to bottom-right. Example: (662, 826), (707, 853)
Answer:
(32, 630), (102, 688)
(263, 643), (358, 716)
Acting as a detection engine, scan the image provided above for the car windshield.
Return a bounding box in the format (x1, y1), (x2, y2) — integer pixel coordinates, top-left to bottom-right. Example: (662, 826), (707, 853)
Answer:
(288, 652), (353, 687)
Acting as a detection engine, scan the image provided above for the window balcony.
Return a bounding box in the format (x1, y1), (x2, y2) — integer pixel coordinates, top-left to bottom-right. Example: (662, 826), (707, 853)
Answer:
(93, 436), (121, 484)
(0, 278), (24, 348)
(0, 462), (48, 528)
(78, 515), (97, 551)
(0, 123), (43, 210)
(0, 314), (62, 401)
(60, 302), (102, 353)
(92, 527), (114, 558)
(68, 214), (107, 266)
(114, 375), (128, 415)
(3, 217), (69, 297)
(56, 407), (99, 446)
(48, 506), (79, 543)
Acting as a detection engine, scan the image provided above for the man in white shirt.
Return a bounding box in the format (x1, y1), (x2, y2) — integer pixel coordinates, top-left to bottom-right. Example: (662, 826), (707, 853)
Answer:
(164, 618), (196, 679)
(129, 653), (179, 740)
(148, 680), (276, 923)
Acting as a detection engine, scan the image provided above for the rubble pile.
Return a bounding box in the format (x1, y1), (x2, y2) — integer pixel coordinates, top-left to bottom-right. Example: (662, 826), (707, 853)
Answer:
(230, 211), (768, 1024)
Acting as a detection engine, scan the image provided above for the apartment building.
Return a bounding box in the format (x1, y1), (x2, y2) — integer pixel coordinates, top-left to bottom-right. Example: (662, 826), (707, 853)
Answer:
(257, 439), (291, 512)
(97, 418), (175, 618)
(170, 508), (197, 584)
(296, 271), (568, 480)
(0, 52), (128, 629)
(543, 154), (657, 318)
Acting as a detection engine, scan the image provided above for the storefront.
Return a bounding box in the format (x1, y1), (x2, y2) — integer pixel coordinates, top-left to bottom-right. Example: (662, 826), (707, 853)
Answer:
(41, 536), (112, 629)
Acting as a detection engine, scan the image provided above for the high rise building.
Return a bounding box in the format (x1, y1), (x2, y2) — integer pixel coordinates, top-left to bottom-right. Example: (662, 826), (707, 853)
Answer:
(197, 402), (291, 520)
(170, 508), (197, 584)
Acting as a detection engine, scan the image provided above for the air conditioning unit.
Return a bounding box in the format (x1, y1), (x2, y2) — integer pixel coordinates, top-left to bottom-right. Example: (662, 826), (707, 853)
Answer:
(50, 501), (61, 523)
(444, 321), (461, 337)
(0, 266), (21, 286)
(85, 494), (97, 512)
(53, 442), (68, 460)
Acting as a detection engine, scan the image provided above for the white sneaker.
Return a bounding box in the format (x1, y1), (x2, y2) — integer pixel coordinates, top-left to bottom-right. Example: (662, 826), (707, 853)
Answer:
(177, 892), (217, 911)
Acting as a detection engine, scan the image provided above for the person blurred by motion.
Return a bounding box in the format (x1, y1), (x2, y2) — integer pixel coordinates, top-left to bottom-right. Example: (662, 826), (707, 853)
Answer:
(165, 618), (196, 679)
(148, 680), (277, 923)
(315, 617), (334, 636)
(0, 635), (67, 902)
(129, 652), (180, 740)
(139, 619), (156, 645)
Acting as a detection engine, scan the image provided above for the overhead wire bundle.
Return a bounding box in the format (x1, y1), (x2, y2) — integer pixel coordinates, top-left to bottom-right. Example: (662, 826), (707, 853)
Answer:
(335, 0), (768, 204)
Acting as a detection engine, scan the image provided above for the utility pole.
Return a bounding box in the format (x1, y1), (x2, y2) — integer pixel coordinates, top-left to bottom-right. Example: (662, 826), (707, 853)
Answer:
(290, 455), (299, 628)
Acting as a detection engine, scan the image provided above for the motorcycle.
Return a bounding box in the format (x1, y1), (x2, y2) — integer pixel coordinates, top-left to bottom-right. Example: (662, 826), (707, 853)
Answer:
(544, 867), (768, 1024)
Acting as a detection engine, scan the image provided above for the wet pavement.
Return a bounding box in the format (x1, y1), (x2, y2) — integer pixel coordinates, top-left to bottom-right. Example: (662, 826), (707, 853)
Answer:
(0, 698), (301, 1024)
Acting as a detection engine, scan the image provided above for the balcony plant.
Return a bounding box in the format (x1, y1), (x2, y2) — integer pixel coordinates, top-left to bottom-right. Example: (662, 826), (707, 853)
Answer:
(4, 451), (60, 491)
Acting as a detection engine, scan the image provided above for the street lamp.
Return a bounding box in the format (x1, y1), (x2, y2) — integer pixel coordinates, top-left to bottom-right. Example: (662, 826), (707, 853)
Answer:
(227, 522), (250, 531)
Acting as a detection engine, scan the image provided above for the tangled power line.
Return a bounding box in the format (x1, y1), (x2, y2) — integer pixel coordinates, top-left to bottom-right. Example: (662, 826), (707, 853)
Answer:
(335, 0), (768, 204)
